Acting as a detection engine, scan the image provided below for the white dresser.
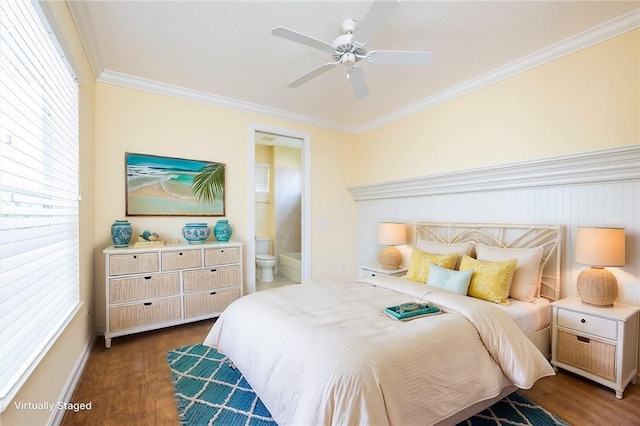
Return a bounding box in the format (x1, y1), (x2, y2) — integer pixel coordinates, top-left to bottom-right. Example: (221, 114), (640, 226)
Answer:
(103, 241), (243, 348)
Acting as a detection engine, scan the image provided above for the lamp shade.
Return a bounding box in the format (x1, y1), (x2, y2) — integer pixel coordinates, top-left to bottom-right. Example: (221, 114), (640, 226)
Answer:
(575, 227), (625, 267)
(378, 222), (406, 246)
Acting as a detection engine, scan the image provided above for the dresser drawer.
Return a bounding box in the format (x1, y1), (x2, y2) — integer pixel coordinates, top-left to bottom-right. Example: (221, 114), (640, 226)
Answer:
(204, 247), (240, 266)
(557, 308), (617, 340)
(161, 250), (202, 271)
(184, 288), (240, 318)
(556, 329), (616, 381)
(109, 273), (180, 303)
(109, 252), (159, 276)
(109, 297), (181, 331)
(183, 265), (241, 293)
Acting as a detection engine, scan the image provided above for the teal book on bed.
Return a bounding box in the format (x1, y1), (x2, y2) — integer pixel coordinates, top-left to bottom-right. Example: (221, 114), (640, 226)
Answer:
(384, 303), (441, 321)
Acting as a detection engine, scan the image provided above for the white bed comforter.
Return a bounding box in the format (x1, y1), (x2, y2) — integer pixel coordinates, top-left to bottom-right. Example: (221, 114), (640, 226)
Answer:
(203, 276), (554, 426)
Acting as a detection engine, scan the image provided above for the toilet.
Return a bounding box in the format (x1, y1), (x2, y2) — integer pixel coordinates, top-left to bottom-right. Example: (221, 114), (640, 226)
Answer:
(256, 237), (276, 282)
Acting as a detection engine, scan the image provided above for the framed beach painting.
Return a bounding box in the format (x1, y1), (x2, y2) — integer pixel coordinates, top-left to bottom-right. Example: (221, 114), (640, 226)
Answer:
(125, 152), (225, 216)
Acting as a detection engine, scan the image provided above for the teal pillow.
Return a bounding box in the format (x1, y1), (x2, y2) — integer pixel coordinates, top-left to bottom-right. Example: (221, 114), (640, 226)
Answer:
(426, 264), (473, 295)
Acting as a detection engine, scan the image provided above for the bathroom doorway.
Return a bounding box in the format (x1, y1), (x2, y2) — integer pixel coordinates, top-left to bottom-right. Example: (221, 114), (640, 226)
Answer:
(247, 124), (311, 294)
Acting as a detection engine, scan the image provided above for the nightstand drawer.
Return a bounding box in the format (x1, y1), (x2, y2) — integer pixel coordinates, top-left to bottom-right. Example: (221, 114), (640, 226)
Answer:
(557, 309), (617, 340)
(556, 329), (616, 381)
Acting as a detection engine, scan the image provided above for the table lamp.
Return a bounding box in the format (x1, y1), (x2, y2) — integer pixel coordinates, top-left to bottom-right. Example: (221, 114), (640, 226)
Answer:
(378, 222), (406, 269)
(575, 227), (625, 307)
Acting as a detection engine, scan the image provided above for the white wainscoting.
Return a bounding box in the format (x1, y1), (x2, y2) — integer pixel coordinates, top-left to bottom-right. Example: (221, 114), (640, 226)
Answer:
(348, 145), (640, 307)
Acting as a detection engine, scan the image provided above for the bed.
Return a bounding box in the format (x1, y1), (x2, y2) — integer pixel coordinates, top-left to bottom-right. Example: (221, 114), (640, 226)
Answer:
(203, 222), (563, 425)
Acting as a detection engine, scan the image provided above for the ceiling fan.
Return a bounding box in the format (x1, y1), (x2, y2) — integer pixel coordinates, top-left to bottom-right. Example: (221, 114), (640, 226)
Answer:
(271, 0), (432, 98)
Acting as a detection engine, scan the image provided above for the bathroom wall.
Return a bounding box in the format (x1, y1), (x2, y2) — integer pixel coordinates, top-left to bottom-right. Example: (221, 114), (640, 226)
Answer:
(274, 146), (302, 257)
(255, 144), (274, 245)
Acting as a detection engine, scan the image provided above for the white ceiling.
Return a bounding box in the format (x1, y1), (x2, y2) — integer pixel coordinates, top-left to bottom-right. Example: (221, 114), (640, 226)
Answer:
(68, 1), (639, 134)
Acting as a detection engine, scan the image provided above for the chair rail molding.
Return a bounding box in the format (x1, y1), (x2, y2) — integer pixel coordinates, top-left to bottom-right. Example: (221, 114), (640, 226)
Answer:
(348, 145), (640, 201)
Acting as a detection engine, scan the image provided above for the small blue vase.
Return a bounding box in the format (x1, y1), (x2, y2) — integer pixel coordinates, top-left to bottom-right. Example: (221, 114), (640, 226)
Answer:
(213, 219), (232, 242)
(111, 220), (132, 248)
(182, 223), (210, 244)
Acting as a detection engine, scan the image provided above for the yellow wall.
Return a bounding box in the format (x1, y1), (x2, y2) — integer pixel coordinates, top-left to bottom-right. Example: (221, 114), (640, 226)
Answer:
(93, 83), (358, 330)
(254, 145), (302, 243)
(0, 2), (96, 425)
(274, 146), (302, 168)
(351, 30), (639, 186)
(255, 145), (274, 239)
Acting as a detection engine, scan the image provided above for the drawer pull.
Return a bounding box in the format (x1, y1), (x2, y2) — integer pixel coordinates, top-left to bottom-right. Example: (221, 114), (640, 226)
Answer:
(144, 276), (152, 280)
(577, 335), (590, 344)
(179, 252), (183, 256)
(210, 292), (217, 295)
(581, 318), (586, 324)
(133, 255), (137, 259)
(210, 269), (217, 272)
(143, 302), (152, 306)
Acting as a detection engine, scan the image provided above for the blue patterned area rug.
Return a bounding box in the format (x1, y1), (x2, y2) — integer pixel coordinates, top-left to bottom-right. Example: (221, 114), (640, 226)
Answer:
(167, 344), (568, 426)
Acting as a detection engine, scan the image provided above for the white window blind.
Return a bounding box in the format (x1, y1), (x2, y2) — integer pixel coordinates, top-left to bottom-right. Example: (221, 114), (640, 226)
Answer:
(255, 163), (270, 193)
(0, 0), (80, 411)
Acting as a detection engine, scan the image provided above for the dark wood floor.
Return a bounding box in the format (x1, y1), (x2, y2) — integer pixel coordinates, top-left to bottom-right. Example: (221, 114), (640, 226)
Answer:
(62, 321), (640, 425)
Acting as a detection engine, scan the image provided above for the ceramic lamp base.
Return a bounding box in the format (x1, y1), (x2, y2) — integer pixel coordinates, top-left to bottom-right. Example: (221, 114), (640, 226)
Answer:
(576, 267), (617, 307)
(379, 246), (402, 269)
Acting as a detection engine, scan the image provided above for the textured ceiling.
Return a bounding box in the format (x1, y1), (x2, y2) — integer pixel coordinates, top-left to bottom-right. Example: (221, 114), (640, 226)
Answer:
(68, 1), (639, 133)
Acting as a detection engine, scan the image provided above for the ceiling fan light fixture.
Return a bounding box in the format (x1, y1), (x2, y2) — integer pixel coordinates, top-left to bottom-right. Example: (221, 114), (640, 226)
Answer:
(271, 0), (430, 98)
(342, 52), (356, 66)
(341, 19), (357, 34)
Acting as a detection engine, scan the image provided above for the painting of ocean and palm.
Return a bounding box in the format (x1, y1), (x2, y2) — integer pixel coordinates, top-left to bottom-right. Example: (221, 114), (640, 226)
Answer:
(126, 153), (225, 216)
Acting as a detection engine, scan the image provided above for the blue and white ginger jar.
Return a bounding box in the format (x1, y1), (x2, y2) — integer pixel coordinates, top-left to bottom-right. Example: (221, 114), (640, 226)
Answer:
(213, 219), (232, 242)
(182, 223), (210, 244)
(111, 220), (132, 248)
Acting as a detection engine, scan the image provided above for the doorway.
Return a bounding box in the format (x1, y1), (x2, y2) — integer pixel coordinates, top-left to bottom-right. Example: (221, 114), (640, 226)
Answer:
(247, 124), (311, 294)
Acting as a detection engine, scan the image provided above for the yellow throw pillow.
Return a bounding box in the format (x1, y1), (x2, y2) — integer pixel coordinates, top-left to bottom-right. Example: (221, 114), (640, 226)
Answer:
(405, 249), (457, 283)
(459, 255), (518, 305)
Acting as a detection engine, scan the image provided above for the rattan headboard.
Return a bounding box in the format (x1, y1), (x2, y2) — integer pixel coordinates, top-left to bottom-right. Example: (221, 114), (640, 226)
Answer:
(415, 222), (563, 300)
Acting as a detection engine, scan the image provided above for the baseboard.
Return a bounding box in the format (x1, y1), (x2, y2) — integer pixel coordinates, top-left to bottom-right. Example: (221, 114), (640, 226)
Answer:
(48, 332), (96, 426)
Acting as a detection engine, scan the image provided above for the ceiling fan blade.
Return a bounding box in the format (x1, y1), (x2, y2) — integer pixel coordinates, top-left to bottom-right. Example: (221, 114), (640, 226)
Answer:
(348, 66), (369, 98)
(352, 0), (400, 45)
(271, 26), (333, 52)
(287, 61), (340, 88)
(367, 50), (433, 66)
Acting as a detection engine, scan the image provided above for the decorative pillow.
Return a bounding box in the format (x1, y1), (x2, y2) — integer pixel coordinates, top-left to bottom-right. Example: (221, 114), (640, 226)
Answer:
(459, 255), (518, 305)
(426, 264), (473, 295)
(475, 245), (543, 303)
(405, 249), (457, 283)
(416, 240), (474, 268)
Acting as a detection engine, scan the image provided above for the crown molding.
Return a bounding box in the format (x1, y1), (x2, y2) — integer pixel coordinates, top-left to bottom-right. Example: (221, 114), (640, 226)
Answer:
(357, 10), (640, 134)
(347, 145), (640, 201)
(66, 0), (102, 80)
(97, 70), (359, 134)
(80, 8), (637, 135)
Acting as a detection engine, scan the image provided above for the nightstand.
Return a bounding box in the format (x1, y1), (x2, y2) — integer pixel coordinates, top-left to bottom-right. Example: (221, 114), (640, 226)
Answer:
(360, 264), (408, 278)
(551, 296), (640, 399)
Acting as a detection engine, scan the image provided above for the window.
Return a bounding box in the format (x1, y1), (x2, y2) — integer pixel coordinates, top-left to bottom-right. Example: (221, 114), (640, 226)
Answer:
(255, 163), (270, 193)
(0, 0), (80, 411)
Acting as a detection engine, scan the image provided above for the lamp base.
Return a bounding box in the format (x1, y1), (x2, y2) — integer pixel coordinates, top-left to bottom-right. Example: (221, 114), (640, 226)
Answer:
(576, 267), (617, 307)
(379, 246), (402, 269)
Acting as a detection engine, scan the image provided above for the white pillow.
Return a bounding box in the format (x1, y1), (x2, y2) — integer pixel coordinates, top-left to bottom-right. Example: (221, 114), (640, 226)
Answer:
(416, 240), (474, 269)
(426, 264), (473, 295)
(475, 244), (543, 302)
